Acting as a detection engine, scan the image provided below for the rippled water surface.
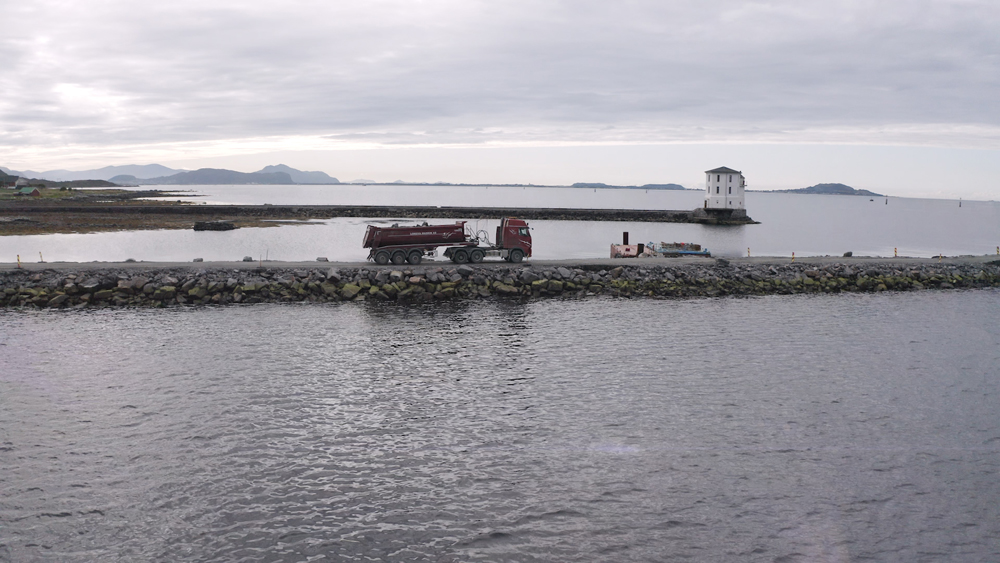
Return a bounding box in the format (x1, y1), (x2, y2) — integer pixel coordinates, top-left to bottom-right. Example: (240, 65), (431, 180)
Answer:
(2, 292), (999, 562)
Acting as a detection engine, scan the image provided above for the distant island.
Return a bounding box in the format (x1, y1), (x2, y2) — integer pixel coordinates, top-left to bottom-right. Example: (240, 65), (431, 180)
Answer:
(755, 183), (883, 197)
(3, 163), (340, 186)
(112, 168), (294, 185)
(113, 165), (339, 186)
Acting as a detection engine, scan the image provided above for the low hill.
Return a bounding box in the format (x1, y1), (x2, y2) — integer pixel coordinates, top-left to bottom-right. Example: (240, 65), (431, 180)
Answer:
(768, 183), (883, 197)
(109, 175), (140, 185)
(256, 164), (339, 184)
(139, 168), (293, 185)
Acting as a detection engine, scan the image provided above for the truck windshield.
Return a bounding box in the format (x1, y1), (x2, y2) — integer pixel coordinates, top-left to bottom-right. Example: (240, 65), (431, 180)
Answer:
(519, 228), (529, 236)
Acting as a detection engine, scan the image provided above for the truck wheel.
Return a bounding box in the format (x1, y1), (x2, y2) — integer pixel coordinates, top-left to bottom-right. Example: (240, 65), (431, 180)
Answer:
(407, 250), (422, 265)
(509, 249), (524, 263)
(375, 251), (390, 265)
(391, 251), (407, 265)
(470, 249), (484, 263)
(453, 249), (469, 263)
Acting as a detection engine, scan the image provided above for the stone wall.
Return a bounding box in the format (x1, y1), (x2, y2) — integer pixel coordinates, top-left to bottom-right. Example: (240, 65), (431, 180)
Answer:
(2, 260), (998, 308)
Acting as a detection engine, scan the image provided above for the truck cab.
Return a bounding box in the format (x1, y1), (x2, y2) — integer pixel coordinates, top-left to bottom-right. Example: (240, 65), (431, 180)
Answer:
(496, 217), (532, 262)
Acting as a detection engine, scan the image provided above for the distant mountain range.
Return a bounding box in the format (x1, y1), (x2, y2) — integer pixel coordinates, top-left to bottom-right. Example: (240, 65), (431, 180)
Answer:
(2, 164), (340, 185)
(111, 169), (296, 185)
(1, 164), (182, 182)
(757, 183), (883, 197)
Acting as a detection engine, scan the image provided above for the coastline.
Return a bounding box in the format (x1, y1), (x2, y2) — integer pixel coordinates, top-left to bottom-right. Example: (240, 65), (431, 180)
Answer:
(2, 256), (997, 308)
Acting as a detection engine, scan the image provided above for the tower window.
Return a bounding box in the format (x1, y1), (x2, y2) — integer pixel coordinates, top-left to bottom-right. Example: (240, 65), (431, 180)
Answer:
(716, 187), (719, 194)
(717, 174), (720, 182)
(728, 186), (731, 194)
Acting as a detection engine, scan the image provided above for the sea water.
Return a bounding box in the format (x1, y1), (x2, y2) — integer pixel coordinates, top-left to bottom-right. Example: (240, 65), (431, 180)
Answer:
(2, 291), (999, 561)
(2, 186), (998, 262)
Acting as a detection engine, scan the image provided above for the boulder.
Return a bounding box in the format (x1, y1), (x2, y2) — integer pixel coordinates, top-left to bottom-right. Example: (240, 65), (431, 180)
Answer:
(340, 284), (362, 299)
(495, 283), (519, 295)
(152, 286), (176, 300)
(520, 271), (540, 284)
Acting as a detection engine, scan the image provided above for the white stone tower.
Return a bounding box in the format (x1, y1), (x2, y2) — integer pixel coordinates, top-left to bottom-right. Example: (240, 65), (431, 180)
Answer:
(705, 166), (745, 211)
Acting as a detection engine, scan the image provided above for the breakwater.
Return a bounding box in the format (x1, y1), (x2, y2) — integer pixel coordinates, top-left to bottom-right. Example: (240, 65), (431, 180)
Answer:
(2, 259), (998, 308)
(3, 203), (756, 224)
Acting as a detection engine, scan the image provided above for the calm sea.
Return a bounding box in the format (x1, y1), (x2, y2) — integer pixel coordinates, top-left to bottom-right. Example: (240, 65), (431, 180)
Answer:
(2, 291), (999, 562)
(1, 185), (998, 262)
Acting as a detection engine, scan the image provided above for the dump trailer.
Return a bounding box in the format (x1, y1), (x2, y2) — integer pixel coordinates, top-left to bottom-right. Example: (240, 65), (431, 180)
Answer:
(363, 218), (532, 265)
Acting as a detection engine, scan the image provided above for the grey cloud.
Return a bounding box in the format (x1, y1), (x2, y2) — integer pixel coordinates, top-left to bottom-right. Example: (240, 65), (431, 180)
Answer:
(2, 0), (999, 150)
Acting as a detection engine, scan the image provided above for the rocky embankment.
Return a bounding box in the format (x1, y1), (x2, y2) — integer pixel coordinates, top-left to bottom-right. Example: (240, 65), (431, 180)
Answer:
(2, 260), (999, 309)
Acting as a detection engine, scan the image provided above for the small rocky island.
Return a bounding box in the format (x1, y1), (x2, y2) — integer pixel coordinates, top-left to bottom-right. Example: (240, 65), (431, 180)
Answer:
(760, 183), (884, 197)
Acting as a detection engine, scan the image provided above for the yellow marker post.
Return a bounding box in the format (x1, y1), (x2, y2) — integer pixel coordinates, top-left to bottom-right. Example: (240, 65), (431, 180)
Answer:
(791, 252), (795, 262)
(894, 247), (898, 258)
(996, 246), (999, 255)
(17, 255), (21, 268)
(39, 252), (44, 263)
(747, 247), (751, 258)
(939, 253), (943, 263)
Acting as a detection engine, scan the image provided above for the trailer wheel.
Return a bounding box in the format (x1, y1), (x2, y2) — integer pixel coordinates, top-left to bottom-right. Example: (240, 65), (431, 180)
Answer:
(374, 251), (390, 265)
(407, 250), (423, 265)
(470, 249), (484, 263)
(453, 249), (469, 263)
(509, 249), (524, 263)
(391, 251), (407, 265)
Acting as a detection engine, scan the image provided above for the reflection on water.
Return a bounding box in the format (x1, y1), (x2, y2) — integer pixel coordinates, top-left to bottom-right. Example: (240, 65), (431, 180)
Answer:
(2, 291), (999, 561)
(1, 186), (998, 261)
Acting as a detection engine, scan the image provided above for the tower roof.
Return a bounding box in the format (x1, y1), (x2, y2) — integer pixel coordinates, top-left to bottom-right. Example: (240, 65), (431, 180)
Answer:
(705, 166), (741, 174)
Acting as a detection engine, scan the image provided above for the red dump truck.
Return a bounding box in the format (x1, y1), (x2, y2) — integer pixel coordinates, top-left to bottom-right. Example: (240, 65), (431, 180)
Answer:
(363, 218), (532, 265)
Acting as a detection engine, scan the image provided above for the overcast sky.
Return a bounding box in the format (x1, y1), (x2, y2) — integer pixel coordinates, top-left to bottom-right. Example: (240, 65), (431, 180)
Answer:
(3, 0), (999, 197)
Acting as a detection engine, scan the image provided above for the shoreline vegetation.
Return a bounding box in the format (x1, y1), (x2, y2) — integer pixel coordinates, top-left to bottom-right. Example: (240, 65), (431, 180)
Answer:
(3, 258), (998, 309)
(0, 188), (298, 234)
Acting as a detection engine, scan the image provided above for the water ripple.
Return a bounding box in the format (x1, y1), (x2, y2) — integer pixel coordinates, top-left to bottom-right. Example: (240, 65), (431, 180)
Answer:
(1, 291), (999, 561)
